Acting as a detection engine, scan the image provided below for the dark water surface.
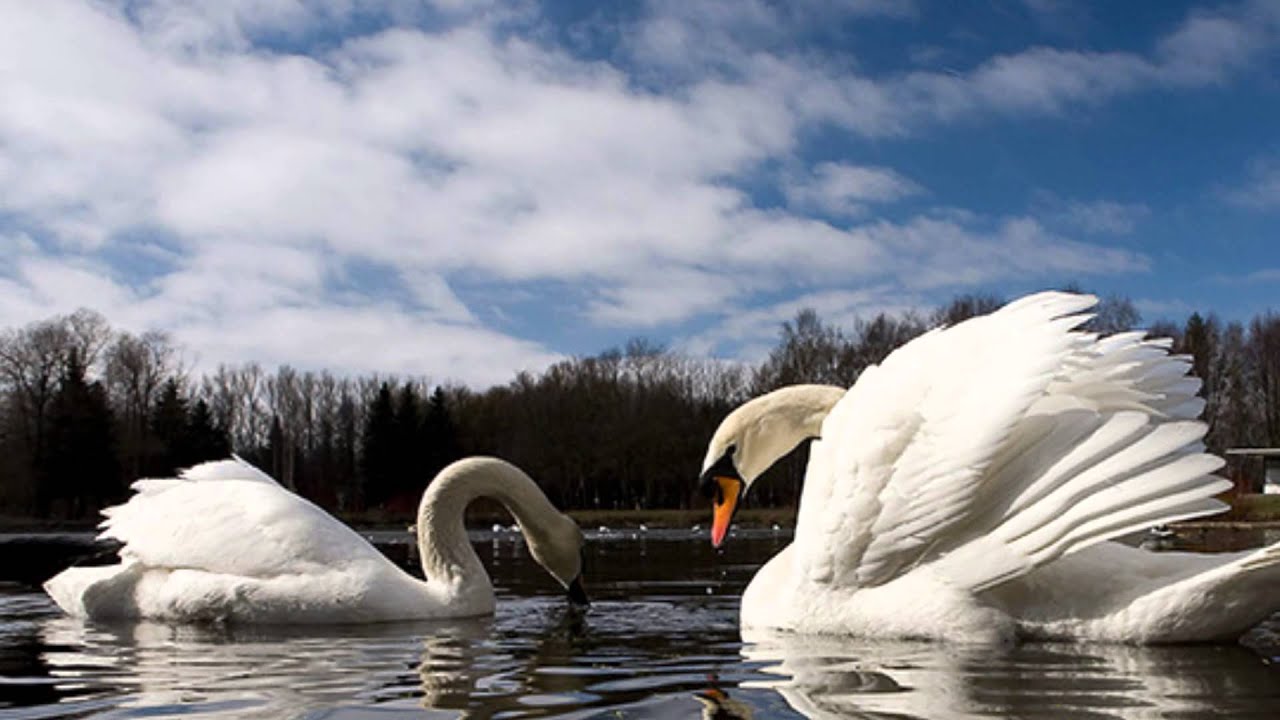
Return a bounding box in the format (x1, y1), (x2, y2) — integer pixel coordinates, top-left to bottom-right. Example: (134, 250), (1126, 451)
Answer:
(2, 528), (1279, 719)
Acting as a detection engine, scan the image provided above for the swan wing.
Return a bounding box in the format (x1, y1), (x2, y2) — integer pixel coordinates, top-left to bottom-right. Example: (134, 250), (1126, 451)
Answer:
(794, 291), (1227, 590)
(99, 458), (389, 579)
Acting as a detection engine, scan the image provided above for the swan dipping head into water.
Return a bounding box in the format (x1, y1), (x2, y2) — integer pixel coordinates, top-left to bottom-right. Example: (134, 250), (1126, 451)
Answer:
(45, 455), (587, 623)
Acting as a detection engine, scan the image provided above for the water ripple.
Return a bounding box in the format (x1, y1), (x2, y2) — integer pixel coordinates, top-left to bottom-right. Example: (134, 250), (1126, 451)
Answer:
(2, 532), (1279, 719)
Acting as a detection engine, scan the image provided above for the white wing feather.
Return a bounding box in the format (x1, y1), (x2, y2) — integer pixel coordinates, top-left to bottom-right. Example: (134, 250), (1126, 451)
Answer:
(793, 291), (1228, 592)
(98, 458), (388, 578)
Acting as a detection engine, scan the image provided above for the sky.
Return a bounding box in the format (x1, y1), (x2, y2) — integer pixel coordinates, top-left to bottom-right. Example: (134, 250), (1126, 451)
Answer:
(1, 0), (1279, 387)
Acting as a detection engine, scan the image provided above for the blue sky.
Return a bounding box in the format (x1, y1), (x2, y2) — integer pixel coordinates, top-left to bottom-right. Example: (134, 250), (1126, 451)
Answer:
(1, 0), (1278, 386)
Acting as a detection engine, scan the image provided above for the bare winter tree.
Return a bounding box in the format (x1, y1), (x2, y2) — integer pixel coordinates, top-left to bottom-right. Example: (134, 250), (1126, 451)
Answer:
(0, 310), (113, 513)
(932, 293), (1004, 327)
(105, 331), (181, 479)
(0, 311), (113, 472)
(2, 292), (1277, 519)
(754, 309), (847, 392)
(1249, 312), (1280, 447)
(264, 366), (308, 490)
(1088, 294), (1142, 336)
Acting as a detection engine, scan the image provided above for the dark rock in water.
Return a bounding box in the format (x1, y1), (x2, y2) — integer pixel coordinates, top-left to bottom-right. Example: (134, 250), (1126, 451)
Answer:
(0, 535), (121, 587)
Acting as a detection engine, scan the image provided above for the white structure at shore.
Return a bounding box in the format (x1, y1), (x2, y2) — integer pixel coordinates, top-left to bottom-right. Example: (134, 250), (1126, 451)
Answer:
(1225, 448), (1280, 494)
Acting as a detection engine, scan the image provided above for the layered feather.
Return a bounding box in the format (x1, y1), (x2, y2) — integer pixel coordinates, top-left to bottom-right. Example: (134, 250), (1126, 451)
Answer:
(792, 291), (1230, 594)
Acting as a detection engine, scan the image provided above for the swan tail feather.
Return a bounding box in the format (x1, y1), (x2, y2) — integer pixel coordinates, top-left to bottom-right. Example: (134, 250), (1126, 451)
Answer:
(1138, 540), (1280, 641)
(180, 455), (280, 485)
(99, 458), (280, 541)
(1238, 541), (1280, 572)
(43, 565), (128, 618)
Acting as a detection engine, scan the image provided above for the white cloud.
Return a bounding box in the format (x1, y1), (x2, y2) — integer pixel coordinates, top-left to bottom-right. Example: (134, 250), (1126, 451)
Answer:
(1225, 159), (1280, 211)
(0, 232), (39, 260)
(866, 215), (1150, 289)
(179, 304), (561, 387)
(0, 243), (559, 387)
(587, 267), (742, 327)
(682, 286), (925, 359)
(398, 270), (476, 323)
(1020, 0), (1094, 36)
(1245, 268), (1280, 283)
(0, 0), (1253, 385)
(1058, 200), (1150, 235)
(784, 163), (921, 217)
(625, 0), (1280, 137)
(1155, 2), (1280, 85)
(1209, 267), (1280, 286)
(681, 211), (1149, 357)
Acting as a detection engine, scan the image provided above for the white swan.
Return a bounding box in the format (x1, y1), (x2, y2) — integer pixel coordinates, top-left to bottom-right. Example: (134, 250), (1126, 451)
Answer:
(45, 456), (588, 623)
(700, 291), (1280, 643)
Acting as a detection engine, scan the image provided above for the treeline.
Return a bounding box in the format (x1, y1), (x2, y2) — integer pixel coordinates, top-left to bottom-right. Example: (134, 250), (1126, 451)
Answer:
(1, 292), (1278, 521)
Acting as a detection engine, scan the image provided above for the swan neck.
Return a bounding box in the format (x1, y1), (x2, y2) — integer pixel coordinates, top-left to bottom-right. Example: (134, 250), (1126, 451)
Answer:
(416, 458), (559, 585)
(735, 384), (847, 482)
(766, 384), (846, 436)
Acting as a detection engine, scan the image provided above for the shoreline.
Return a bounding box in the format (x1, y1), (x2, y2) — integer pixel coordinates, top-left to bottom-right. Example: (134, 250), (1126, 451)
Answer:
(0, 506), (797, 533)
(6, 515), (1280, 535)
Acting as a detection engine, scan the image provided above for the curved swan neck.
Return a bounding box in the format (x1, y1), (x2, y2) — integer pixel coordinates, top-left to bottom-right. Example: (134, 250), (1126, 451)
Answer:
(715, 384), (847, 483)
(757, 384), (847, 435)
(415, 457), (561, 586)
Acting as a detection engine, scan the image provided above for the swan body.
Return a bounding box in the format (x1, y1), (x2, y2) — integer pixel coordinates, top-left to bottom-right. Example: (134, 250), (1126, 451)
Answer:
(702, 291), (1280, 643)
(45, 456), (586, 623)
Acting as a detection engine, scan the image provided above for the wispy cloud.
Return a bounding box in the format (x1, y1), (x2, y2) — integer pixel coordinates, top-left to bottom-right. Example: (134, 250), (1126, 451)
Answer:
(681, 285), (927, 360)
(1062, 201), (1150, 235)
(1037, 198), (1151, 236)
(1237, 268), (1280, 283)
(1225, 158), (1280, 211)
(783, 163), (921, 217)
(1207, 267), (1280, 289)
(627, 0), (1280, 137)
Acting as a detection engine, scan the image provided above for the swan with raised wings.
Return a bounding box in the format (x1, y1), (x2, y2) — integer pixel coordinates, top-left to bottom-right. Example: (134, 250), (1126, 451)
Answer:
(701, 291), (1280, 643)
(45, 456), (588, 623)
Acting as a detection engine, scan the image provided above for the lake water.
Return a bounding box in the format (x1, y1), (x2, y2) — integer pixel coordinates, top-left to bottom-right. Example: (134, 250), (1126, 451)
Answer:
(2, 528), (1279, 719)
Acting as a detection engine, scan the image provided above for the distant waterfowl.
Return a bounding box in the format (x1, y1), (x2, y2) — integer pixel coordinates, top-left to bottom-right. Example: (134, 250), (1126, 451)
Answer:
(1140, 524), (1179, 552)
(45, 456), (588, 623)
(695, 687), (753, 719)
(701, 291), (1280, 643)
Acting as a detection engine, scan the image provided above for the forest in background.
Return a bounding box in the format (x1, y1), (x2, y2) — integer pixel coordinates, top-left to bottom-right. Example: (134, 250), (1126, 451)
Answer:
(1, 291), (1278, 523)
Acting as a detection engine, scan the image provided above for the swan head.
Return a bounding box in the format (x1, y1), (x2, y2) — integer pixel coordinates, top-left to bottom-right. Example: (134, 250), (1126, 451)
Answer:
(699, 385), (846, 548)
(524, 512), (589, 606)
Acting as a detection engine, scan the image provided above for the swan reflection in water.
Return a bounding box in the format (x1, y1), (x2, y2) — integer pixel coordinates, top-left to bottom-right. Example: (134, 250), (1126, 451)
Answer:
(38, 617), (473, 717)
(717, 627), (1280, 719)
(28, 599), (1280, 718)
(35, 604), (587, 719)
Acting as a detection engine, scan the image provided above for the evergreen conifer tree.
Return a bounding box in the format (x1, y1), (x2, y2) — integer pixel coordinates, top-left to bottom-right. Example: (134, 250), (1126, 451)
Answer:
(360, 383), (397, 507)
(43, 349), (118, 517)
